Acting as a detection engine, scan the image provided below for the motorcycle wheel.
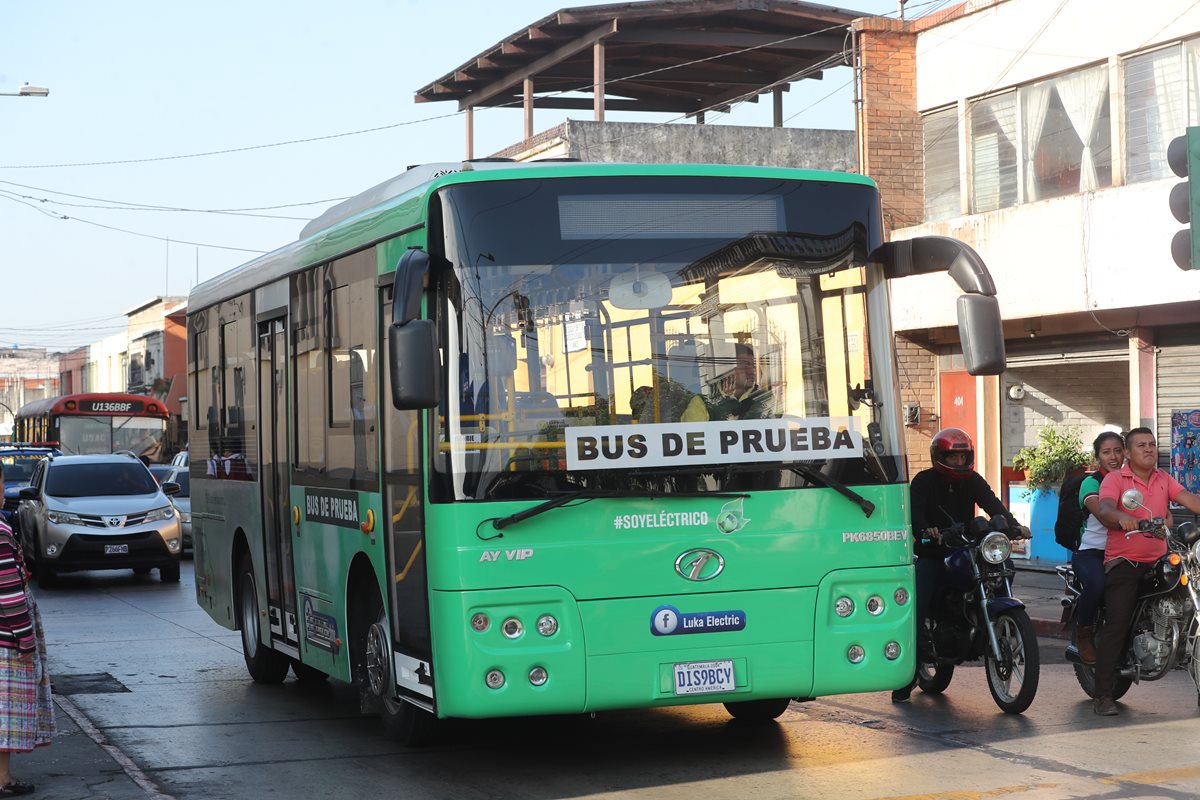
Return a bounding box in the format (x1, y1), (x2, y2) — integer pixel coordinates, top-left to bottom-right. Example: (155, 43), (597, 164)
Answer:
(1072, 662), (1132, 701)
(916, 661), (954, 694)
(1071, 616), (1132, 701)
(985, 608), (1040, 714)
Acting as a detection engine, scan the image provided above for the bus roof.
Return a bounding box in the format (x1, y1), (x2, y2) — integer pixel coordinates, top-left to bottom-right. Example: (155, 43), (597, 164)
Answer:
(188, 160), (876, 313)
(15, 392), (170, 419)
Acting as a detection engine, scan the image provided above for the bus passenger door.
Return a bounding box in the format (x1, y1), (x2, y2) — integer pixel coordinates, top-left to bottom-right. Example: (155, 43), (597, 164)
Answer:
(258, 318), (300, 650)
(382, 290), (434, 708)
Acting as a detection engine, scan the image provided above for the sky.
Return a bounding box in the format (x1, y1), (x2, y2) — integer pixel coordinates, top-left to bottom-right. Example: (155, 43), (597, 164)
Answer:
(0, 0), (918, 352)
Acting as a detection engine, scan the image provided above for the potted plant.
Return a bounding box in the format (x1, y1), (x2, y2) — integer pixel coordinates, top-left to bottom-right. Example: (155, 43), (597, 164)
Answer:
(1013, 424), (1092, 492)
(1012, 424), (1092, 560)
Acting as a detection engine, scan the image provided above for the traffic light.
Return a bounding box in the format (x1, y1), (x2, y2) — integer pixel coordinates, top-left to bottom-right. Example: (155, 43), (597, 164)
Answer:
(1167, 127), (1200, 270)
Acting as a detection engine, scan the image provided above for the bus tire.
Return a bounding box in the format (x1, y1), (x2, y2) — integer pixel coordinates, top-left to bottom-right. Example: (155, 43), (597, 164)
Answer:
(237, 557), (289, 684)
(353, 586), (439, 746)
(159, 561), (181, 583)
(723, 698), (792, 722)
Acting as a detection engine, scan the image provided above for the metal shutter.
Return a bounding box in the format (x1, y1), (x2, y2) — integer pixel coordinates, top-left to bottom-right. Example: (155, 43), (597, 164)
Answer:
(1155, 328), (1200, 481)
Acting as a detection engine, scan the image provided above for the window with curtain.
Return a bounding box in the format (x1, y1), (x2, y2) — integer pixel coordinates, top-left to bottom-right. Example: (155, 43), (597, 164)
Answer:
(1021, 64), (1111, 202)
(923, 106), (961, 221)
(1125, 45), (1185, 183)
(970, 93), (1018, 212)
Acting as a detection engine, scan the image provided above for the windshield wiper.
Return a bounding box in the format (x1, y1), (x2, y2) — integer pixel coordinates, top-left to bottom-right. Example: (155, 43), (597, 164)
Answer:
(490, 484), (749, 531)
(788, 464), (875, 518)
(491, 489), (599, 531)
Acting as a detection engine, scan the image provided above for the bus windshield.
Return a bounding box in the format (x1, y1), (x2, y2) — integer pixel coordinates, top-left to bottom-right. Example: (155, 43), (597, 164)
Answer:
(59, 415), (167, 460)
(433, 175), (903, 501)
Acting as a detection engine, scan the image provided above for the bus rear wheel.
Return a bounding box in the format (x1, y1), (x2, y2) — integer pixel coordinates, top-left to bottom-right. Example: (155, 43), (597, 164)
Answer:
(723, 698), (792, 722)
(237, 557), (289, 683)
(353, 587), (439, 746)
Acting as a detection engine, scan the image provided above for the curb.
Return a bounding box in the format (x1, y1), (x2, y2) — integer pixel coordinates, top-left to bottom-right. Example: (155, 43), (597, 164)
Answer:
(1032, 616), (1069, 640)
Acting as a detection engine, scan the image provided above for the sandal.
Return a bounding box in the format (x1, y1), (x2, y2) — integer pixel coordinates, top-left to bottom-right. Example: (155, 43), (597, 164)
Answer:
(0, 779), (35, 796)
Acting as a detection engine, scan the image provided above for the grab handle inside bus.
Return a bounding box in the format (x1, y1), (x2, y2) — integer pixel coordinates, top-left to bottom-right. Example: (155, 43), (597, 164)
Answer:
(870, 235), (1006, 376)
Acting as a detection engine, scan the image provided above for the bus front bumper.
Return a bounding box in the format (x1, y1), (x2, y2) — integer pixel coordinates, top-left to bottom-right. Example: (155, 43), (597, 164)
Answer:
(429, 565), (914, 719)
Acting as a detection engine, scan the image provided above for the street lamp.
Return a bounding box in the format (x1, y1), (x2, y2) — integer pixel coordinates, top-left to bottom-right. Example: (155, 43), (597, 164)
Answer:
(0, 84), (49, 98)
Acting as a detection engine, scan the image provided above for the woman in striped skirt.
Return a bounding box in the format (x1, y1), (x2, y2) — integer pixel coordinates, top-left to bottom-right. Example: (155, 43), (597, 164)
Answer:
(0, 464), (54, 796)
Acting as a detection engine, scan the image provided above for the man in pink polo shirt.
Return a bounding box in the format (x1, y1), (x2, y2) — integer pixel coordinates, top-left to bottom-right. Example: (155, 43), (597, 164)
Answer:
(1091, 427), (1200, 716)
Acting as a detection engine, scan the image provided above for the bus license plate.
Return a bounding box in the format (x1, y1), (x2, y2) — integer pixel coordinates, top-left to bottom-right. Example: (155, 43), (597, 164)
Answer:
(104, 544), (129, 555)
(673, 659), (735, 696)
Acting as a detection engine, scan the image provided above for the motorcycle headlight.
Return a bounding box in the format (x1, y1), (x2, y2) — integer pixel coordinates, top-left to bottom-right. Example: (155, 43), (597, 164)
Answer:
(1191, 540), (1200, 567)
(980, 531), (1012, 564)
(144, 506), (175, 523)
(47, 510), (82, 525)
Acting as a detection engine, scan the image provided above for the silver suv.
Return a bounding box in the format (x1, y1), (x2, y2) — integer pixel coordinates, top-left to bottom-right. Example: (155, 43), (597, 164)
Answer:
(17, 453), (184, 585)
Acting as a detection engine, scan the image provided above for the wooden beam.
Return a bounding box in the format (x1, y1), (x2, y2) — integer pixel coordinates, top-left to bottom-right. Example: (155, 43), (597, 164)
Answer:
(773, 86), (783, 127)
(465, 107), (474, 160)
(610, 29), (845, 51)
(593, 41), (605, 122)
(458, 20), (619, 111)
(524, 78), (534, 140)
(483, 96), (701, 113)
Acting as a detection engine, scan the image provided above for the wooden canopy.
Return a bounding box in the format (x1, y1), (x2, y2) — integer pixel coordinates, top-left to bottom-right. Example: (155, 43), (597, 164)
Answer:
(415, 0), (868, 143)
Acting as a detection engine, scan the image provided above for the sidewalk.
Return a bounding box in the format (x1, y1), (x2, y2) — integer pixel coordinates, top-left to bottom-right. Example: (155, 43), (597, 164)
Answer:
(20, 694), (157, 800)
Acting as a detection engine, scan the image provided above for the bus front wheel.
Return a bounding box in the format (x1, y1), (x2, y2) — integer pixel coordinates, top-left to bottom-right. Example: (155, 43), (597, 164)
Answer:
(237, 557), (289, 683)
(353, 588), (439, 746)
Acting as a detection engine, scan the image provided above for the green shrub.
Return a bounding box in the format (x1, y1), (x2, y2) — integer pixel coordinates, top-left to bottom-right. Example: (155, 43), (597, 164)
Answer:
(1012, 424), (1091, 492)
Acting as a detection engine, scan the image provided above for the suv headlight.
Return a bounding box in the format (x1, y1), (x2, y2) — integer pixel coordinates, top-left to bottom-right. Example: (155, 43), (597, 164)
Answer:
(47, 510), (82, 525)
(980, 531), (1012, 564)
(143, 506), (175, 523)
(178, 510), (191, 523)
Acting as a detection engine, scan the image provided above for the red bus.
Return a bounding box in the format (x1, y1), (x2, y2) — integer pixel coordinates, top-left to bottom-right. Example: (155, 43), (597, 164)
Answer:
(13, 393), (170, 462)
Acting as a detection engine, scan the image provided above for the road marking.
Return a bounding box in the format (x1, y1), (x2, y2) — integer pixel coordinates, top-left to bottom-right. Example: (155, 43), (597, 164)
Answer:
(1101, 766), (1200, 785)
(54, 693), (178, 800)
(878, 785), (1059, 800)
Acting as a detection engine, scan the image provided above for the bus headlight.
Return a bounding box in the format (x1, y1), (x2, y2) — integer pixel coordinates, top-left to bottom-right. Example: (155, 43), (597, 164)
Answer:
(501, 618), (523, 639)
(980, 532), (1012, 564)
(866, 596), (885, 615)
(847, 645), (865, 664)
(485, 669), (505, 689)
(835, 597), (854, 617)
(536, 614), (558, 637)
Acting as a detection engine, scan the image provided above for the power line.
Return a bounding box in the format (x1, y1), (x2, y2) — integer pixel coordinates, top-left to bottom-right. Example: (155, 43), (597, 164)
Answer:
(0, 179), (348, 213)
(0, 193), (269, 254)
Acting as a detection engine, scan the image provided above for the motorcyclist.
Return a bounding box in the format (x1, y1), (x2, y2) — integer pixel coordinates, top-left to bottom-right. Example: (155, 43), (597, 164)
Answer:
(892, 427), (1028, 703)
(1091, 427), (1200, 716)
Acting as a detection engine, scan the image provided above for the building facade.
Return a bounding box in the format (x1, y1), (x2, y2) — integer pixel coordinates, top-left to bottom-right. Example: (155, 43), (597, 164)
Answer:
(855, 0), (1200, 516)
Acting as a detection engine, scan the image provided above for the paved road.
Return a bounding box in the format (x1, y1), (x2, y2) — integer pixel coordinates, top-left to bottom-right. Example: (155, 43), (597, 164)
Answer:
(24, 561), (1200, 800)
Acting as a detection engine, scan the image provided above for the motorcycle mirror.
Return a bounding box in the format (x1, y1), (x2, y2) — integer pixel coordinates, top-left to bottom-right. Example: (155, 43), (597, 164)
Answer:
(1179, 520), (1200, 545)
(969, 516), (991, 536)
(1120, 488), (1145, 511)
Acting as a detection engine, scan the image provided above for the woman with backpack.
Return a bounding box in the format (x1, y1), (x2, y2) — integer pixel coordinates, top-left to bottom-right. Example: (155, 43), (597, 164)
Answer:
(1071, 431), (1127, 664)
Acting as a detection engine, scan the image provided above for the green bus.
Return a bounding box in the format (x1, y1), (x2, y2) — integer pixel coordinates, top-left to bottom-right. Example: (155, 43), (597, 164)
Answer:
(188, 161), (1004, 744)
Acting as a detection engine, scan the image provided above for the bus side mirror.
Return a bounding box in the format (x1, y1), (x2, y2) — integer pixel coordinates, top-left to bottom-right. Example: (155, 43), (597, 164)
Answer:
(872, 235), (1006, 376)
(391, 248), (430, 326)
(389, 320), (440, 409)
(957, 295), (1005, 376)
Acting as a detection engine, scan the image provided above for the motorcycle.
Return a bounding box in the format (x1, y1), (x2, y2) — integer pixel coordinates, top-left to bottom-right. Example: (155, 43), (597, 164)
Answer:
(916, 515), (1040, 714)
(1058, 488), (1200, 704)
